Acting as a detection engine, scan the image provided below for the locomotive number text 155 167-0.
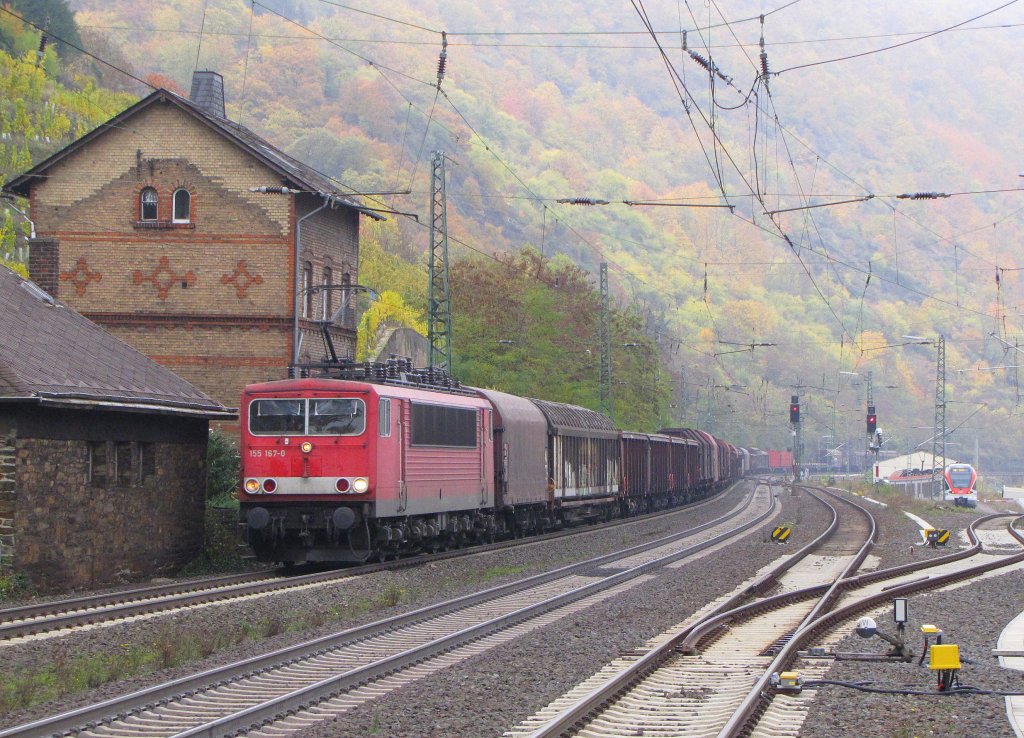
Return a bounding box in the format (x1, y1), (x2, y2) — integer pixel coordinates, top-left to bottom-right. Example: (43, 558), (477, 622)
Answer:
(249, 449), (286, 458)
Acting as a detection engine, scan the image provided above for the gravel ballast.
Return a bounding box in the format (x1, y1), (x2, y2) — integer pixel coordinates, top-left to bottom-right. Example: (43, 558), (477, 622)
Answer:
(3, 483), (1020, 738)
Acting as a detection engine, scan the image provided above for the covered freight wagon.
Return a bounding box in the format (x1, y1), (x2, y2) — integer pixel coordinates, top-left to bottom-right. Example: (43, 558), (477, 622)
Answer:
(531, 398), (619, 524)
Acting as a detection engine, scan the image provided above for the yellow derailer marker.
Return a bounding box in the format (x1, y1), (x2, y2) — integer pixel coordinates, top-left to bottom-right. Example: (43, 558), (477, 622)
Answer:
(923, 529), (950, 547)
(771, 525), (792, 544)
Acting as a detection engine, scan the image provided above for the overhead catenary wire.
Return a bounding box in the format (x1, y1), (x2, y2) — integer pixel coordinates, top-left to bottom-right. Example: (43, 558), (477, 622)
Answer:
(774, 0), (1020, 75)
(72, 19), (1024, 50)
(18, 2), (1015, 337)
(0, 5), (154, 89)
(25, 2), (1024, 404)
(64, 0), (1024, 323)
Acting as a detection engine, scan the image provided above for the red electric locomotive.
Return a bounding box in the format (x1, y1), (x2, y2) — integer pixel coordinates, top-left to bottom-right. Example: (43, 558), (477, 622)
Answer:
(240, 376), (494, 563)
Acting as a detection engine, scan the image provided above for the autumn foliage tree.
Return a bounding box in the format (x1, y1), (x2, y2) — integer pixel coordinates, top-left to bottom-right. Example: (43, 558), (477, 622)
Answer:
(450, 247), (668, 430)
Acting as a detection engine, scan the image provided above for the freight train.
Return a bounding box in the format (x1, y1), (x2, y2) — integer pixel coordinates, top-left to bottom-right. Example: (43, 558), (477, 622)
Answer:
(239, 360), (757, 564)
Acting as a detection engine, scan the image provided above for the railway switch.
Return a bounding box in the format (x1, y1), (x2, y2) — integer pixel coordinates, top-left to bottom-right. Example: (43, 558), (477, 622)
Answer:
(854, 614), (914, 661)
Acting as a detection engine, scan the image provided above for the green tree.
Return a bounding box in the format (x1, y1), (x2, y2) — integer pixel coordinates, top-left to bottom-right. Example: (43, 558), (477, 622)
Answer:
(356, 290), (427, 360)
(450, 247), (666, 429)
(0, 0), (81, 56)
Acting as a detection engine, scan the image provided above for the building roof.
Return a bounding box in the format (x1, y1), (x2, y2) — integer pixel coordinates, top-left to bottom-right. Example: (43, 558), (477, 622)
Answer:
(2, 88), (384, 220)
(877, 451), (958, 478)
(0, 266), (234, 417)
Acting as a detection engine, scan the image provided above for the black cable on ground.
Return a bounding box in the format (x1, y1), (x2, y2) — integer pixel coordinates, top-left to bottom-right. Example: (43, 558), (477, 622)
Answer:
(802, 679), (1024, 697)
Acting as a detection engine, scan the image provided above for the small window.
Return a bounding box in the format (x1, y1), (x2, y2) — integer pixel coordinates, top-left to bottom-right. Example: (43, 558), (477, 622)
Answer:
(308, 398), (365, 436)
(379, 398), (392, 437)
(302, 262), (312, 318)
(137, 442), (156, 484)
(172, 188), (191, 223)
(322, 267), (332, 319)
(140, 188), (158, 221)
(88, 441), (108, 487)
(115, 442), (133, 486)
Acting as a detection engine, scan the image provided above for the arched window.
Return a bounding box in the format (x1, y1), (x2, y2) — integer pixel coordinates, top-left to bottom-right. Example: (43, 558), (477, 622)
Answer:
(302, 261), (312, 318)
(140, 187), (158, 221)
(172, 188), (191, 223)
(322, 267), (332, 319)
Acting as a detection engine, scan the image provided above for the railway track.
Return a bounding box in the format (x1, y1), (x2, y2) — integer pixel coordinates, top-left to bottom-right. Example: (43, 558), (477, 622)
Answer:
(0, 480), (777, 738)
(0, 487), (742, 643)
(505, 489), (1024, 738)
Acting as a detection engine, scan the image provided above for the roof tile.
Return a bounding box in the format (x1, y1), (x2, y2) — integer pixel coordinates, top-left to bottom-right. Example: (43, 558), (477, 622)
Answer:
(0, 266), (232, 415)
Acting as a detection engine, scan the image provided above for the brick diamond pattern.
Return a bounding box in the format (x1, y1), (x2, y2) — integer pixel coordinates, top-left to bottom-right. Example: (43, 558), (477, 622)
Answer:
(132, 256), (196, 300)
(60, 257), (103, 296)
(221, 260), (264, 299)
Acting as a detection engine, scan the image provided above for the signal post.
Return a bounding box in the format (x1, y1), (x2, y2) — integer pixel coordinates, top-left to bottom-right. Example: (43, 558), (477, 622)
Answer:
(790, 396), (801, 481)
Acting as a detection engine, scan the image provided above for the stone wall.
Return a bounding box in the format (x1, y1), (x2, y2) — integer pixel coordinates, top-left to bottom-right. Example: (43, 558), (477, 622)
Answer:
(0, 434), (15, 571)
(9, 406), (209, 592)
(371, 325), (430, 367)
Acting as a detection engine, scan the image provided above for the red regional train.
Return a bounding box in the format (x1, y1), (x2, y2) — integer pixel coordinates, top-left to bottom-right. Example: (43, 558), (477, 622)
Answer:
(239, 361), (748, 564)
(943, 463), (978, 508)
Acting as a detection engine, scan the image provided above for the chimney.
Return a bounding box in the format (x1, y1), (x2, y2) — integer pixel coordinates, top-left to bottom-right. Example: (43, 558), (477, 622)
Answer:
(28, 237), (59, 298)
(189, 70), (226, 119)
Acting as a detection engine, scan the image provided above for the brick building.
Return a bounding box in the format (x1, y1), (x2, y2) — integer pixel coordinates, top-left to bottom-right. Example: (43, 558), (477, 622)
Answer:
(0, 265), (233, 591)
(3, 71), (382, 412)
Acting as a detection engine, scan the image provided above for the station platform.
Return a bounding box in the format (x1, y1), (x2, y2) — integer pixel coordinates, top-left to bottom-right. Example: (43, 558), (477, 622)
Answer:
(998, 606), (1024, 736)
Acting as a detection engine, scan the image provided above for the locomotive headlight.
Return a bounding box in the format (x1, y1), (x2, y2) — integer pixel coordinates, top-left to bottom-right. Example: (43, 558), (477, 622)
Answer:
(352, 477), (369, 494)
(300, 441), (314, 453)
(244, 478), (261, 494)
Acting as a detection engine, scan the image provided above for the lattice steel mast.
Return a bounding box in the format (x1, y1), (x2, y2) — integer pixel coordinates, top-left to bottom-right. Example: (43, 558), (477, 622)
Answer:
(428, 151), (451, 371)
(931, 336), (946, 496)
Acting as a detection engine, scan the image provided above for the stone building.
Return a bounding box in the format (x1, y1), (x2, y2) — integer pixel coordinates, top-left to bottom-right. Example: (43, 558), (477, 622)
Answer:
(3, 71), (382, 414)
(0, 265), (233, 591)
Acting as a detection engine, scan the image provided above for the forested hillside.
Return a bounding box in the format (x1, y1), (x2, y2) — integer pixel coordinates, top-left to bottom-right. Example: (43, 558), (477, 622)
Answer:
(5, 0), (1024, 469)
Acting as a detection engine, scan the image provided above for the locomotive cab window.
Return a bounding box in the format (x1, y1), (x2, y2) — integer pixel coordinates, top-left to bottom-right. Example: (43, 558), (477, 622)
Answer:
(249, 399), (305, 435)
(948, 466), (973, 488)
(308, 398), (365, 435)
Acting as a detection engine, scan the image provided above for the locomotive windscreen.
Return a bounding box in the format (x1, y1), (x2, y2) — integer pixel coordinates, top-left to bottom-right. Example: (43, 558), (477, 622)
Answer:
(249, 399), (304, 434)
(948, 466), (974, 489)
(309, 398), (365, 435)
(248, 398), (366, 435)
